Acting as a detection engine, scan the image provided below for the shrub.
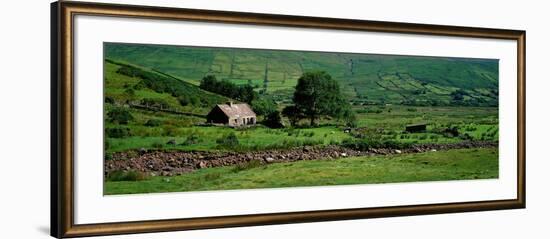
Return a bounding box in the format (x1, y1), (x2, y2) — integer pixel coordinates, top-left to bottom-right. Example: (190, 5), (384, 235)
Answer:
(216, 132), (240, 148)
(144, 119), (162, 127)
(107, 108), (133, 124)
(105, 127), (131, 138)
(178, 95), (199, 106)
(464, 125), (477, 131)
(460, 133), (473, 140)
(106, 170), (149, 182)
(451, 89), (467, 101)
(181, 133), (203, 145)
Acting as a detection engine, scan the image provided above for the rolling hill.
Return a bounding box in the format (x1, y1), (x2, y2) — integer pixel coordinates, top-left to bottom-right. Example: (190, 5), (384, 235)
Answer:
(105, 42), (499, 106)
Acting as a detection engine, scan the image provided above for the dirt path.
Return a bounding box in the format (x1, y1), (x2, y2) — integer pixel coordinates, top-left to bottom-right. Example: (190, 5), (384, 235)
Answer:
(105, 141), (498, 176)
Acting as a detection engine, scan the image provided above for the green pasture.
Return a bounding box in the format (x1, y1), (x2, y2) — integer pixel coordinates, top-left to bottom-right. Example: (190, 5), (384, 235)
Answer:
(106, 125), (351, 153)
(105, 148), (498, 194)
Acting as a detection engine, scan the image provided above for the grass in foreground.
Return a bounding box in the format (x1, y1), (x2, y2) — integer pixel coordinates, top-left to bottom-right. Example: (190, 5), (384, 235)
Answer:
(105, 148), (498, 195)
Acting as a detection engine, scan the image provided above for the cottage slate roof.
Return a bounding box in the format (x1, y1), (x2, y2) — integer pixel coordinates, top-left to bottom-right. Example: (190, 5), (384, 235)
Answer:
(216, 103), (256, 118)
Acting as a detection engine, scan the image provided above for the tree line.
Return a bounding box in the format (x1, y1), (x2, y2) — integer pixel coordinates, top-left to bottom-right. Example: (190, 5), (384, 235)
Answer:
(199, 75), (257, 104)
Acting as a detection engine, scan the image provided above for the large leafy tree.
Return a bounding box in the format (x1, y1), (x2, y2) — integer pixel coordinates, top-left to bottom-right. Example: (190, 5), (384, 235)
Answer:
(291, 71), (352, 126)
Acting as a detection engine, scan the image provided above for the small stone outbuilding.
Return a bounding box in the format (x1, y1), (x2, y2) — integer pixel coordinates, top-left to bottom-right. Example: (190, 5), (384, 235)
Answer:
(405, 123), (427, 133)
(206, 102), (256, 127)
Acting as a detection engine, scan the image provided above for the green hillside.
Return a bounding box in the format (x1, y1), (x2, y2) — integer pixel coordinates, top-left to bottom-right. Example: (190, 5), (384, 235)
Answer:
(104, 59), (229, 112)
(105, 43), (498, 106)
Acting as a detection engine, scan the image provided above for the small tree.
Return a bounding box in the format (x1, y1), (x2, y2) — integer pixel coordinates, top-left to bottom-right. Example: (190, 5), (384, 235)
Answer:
(263, 110), (284, 128)
(340, 106), (357, 128)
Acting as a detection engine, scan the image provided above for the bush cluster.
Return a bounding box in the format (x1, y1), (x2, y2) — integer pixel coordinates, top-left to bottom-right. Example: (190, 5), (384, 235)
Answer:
(107, 108), (133, 124)
(105, 127), (131, 138)
(216, 132), (240, 148)
(180, 133), (203, 146)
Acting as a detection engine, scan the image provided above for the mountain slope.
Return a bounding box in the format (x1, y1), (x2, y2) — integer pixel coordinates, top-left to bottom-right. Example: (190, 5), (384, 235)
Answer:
(105, 43), (498, 106)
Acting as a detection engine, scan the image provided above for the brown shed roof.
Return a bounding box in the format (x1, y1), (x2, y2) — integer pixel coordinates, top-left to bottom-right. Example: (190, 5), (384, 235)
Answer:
(216, 103), (256, 118)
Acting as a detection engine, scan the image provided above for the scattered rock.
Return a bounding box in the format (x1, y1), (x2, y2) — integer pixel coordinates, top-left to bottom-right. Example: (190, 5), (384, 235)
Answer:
(197, 161), (207, 169)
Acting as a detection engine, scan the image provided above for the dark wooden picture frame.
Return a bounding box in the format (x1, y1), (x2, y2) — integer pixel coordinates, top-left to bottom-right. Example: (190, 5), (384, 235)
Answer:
(51, 1), (526, 238)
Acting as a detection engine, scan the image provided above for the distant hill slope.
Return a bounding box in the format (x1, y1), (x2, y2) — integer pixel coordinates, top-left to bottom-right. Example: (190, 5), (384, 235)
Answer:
(105, 43), (498, 106)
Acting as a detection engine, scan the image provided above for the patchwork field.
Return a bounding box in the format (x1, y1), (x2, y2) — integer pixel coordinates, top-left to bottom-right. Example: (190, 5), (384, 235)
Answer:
(105, 43), (498, 106)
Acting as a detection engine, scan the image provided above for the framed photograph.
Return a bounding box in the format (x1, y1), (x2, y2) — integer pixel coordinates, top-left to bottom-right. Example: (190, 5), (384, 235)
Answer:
(51, 1), (526, 238)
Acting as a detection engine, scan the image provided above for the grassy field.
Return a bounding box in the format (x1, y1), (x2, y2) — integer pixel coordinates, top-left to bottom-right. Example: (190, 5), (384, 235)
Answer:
(105, 104), (498, 154)
(107, 125), (350, 153)
(105, 148), (498, 194)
